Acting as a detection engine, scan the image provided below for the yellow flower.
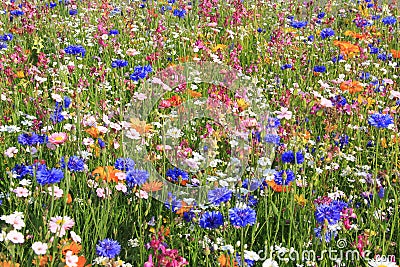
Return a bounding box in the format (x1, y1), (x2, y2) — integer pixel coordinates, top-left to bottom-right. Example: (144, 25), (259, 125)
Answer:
(212, 44), (227, 52)
(295, 194), (307, 207)
(16, 71), (24, 78)
(236, 98), (249, 111)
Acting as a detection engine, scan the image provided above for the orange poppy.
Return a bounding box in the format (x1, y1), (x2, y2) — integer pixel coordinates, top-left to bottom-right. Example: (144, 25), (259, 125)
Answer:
(185, 89), (202, 98)
(32, 255), (52, 267)
(0, 261), (20, 267)
(85, 127), (100, 138)
(344, 30), (368, 40)
(60, 242), (82, 255)
(142, 180), (163, 192)
(266, 180), (291, 193)
(166, 95), (183, 107)
(390, 49), (400, 59)
(92, 166), (122, 183)
(175, 201), (192, 216)
(333, 40), (360, 58)
(130, 118), (153, 135)
(66, 193), (73, 204)
(218, 254), (238, 267)
(340, 80), (363, 94)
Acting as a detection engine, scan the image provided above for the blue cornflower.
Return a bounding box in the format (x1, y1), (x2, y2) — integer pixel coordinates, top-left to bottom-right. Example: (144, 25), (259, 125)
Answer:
(96, 238), (121, 259)
(290, 20), (307, 29)
(64, 45), (86, 57)
(109, 29), (119, 35)
(229, 206), (257, 227)
(173, 8), (186, 18)
(372, 15), (381, 20)
(242, 179), (263, 191)
(64, 96), (72, 108)
(50, 104), (64, 123)
(332, 54), (344, 63)
(274, 169), (295, 185)
(257, 27), (265, 33)
(10, 10), (24, 16)
(314, 225), (337, 242)
(98, 138), (106, 149)
(36, 165), (64, 185)
(0, 43), (7, 50)
(126, 169), (149, 186)
(360, 72), (370, 80)
(207, 187), (232, 205)
(382, 16), (397, 25)
(264, 134), (280, 145)
(18, 133), (46, 146)
(49, 2), (57, 8)
(67, 156), (85, 172)
(317, 12), (325, 19)
(377, 53), (391, 61)
(313, 65), (326, 73)
(69, 9), (77, 15)
(183, 211), (195, 222)
(307, 35), (315, 42)
(199, 211), (224, 229)
(240, 194), (258, 207)
(111, 59), (128, 68)
(166, 167), (189, 182)
(295, 151), (304, 164)
(369, 46), (379, 54)
(314, 203), (341, 225)
(160, 5), (173, 14)
(114, 158), (135, 171)
(164, 192), (182, 212)
(378, 187), (385, 199)
(281, 151), (295, 163)
(12, 164), (33, 179)
(0, 33), (13, 42)
(280, 64), (292, 70)
(129, 65), (152, 81)
(320, 28), (335, 39)
(368, 113), (394, 128)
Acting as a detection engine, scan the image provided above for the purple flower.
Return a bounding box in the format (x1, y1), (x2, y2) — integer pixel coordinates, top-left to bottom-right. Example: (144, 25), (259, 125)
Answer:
(96, 238), (121, 259)
(207, 187), (232, 205)
(229, 207), (256, 227)
(199, 211), (224, 229)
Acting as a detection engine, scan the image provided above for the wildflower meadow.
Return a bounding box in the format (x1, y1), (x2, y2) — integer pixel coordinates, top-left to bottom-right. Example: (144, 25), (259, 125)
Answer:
(0, 0), (400, 266)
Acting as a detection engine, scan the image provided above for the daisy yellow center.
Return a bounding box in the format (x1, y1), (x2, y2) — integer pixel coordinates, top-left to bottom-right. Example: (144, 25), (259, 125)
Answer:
(377, 265), (388, 267)
(54, 136), (64, 141)
(56, 219), (65, 225)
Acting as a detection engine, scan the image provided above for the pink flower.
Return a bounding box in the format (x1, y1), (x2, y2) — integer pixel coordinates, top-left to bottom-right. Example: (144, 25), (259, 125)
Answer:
(66, 250), (79, 267)
(70, 231), (81, 243)
(6, 230), (24, 244)
(13, 187), (30, 198)
(144, 254), (154, 267)
(48, 216), (75, 237)
(320, 97), (333, 108)
(4, 147), (18, 158)
(275, 107), (293, 120)
(32, 241), (48, 255)
(96, 188), (105, 198)
(115, 183), (127, 193)
(390, 90), (400, 99)
(48, 132), (68, 145)
(48, 186), (63, 199)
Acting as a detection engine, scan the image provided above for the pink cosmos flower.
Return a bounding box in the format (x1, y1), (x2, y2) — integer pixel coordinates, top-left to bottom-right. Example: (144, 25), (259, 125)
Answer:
(48, 186), (63, 199)
(32, 241), (48, 255)
(48, 216), (75, 237)
(13, 187), (30, 198)
(320, 97), (333, 108)
(48, 132), (68, 145)
(66, 250), (79, 267)
(4, 147), (18, 158)
(115, 183), (127, 193)
(6, 230), (24, 244)
(275, 107), (293, 120)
